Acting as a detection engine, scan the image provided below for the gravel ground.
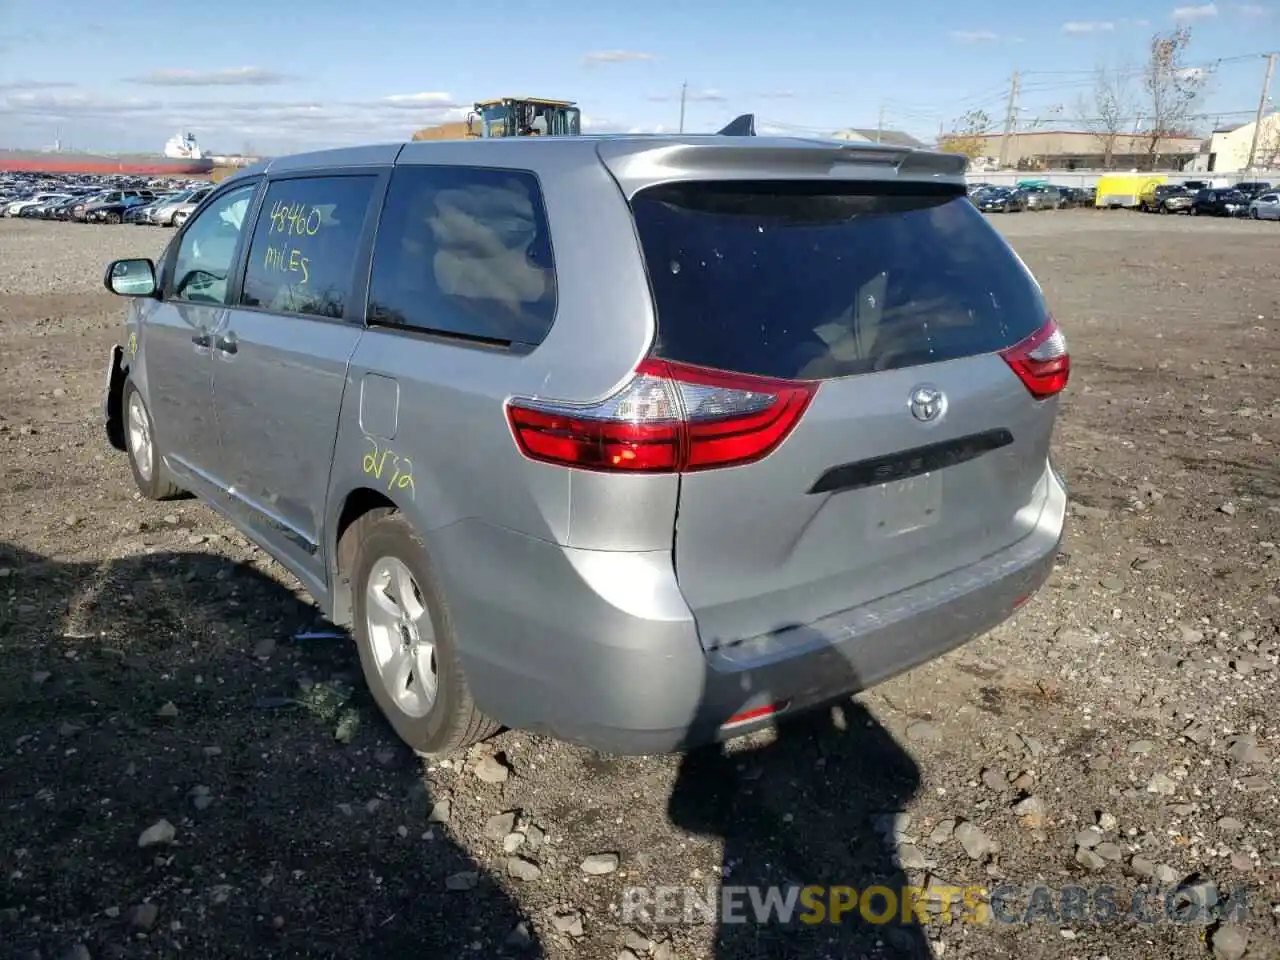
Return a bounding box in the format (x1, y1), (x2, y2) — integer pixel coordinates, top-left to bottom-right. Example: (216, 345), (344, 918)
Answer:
(1, 212), (1278, 960)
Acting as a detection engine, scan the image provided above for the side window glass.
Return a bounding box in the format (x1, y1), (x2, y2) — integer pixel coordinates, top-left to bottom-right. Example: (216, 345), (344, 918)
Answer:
(367, 165), (557, 346)
(170, 183), (256, 305)
(240, 175), (377, 319)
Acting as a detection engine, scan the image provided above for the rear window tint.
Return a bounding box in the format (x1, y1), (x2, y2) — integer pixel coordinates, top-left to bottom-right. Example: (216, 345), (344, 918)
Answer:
(631, 182), (1046, 381)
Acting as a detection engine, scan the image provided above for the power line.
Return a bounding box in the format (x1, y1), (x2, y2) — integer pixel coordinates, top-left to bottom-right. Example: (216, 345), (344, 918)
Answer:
(1021, 50), (1278, 78)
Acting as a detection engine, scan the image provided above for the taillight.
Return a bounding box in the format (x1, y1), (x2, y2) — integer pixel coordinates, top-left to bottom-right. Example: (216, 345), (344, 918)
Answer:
(505, 358), (816, 473)
(1000, 317), (1069, 399)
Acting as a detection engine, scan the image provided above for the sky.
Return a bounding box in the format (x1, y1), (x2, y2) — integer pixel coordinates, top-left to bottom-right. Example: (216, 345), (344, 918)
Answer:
(0, 0), (1275, 156)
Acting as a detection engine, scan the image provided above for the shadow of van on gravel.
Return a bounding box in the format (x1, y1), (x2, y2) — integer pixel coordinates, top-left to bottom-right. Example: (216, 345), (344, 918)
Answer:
(667, 626), (933, 960)
(0, 541), (541, 958)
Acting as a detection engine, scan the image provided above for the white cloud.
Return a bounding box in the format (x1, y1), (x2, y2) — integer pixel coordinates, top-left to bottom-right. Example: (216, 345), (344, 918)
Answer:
(950, 29), (999, 42)
(647, 88), (726, 103)
(0, 80), (77, 91)
(1176, 66), (1208, 79)
(381, 92), (458, 106)
(126, 67), (295, 87)
(757, 90), (797, 99)
(1172, 2), (1218, 19)
(1062, 20), (1116, 33)
(583, 50), (656, 67)
(0, 87), (477, 153)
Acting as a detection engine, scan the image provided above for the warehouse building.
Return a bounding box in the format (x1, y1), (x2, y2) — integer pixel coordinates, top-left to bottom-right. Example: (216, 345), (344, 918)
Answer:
(966, 130), (1203, 171)
(1191, 112), (1280, 173)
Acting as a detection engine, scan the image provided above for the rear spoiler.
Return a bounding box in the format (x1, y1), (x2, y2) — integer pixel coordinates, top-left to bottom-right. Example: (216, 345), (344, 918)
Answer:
(716, 114), (756, 137)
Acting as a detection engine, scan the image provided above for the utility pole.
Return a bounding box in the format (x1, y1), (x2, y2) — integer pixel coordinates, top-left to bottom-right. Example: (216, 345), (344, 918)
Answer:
(998, 68), (1020, 169)
(1244, 52), (1276, 171)
(876, 101), (885, 143)
(678, 81), (687, 134)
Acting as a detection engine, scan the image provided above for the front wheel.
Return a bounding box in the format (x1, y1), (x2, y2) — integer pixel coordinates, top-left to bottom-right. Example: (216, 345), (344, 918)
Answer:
(122, 379), (183, 500)
(105, 212), (122, 225)
(350, 511), (500, 757)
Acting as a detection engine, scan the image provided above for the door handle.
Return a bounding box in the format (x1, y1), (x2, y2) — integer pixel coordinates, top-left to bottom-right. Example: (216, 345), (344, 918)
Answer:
(191, 331), (211, 348)
(215, 333), (238, 355)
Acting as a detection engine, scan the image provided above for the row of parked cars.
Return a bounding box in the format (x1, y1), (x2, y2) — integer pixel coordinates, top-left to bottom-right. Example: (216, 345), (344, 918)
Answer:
(966, 183), (1097, 213)
(1136, 180), (1278, 219)
(966, 177), (1278, 220)
(0, 175), (212, 227)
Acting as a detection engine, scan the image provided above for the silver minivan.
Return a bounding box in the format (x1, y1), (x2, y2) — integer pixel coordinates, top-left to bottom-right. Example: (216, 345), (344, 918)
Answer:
(101, 133), (1069, 756)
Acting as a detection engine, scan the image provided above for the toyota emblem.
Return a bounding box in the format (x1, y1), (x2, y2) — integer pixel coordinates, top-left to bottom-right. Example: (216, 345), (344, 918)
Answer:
(909, 385), (946, 423)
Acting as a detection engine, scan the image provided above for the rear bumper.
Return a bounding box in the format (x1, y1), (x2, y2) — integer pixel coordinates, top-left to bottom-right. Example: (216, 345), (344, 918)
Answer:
(436, 466), (1066, 756)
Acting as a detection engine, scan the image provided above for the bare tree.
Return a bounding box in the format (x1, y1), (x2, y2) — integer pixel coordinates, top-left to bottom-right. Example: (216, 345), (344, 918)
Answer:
(1075, 65), (1134, 169)
(938, 108), (994, 160)
(1257, 121), (1280, 170)
(1141, 27), (1207, 168)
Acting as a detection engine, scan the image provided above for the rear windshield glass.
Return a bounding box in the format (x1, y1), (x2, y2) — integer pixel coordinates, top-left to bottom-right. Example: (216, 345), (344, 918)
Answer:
(631, 181), (1047, 381)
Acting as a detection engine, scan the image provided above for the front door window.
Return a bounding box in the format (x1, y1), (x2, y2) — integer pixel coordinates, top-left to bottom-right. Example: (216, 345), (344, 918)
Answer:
(170, 183), (256, 304)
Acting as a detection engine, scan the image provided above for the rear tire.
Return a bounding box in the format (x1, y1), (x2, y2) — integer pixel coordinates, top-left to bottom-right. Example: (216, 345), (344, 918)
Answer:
(350, 510), (500, 757)
(122, 378), (183, 500)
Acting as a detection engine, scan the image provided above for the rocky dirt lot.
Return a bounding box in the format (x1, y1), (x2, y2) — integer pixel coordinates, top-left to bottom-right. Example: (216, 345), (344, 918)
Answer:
(0, 211), (1278, 960)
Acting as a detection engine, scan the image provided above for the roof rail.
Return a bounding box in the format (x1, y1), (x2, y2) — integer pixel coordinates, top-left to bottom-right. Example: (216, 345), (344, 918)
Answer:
(716, 114), (756, 137)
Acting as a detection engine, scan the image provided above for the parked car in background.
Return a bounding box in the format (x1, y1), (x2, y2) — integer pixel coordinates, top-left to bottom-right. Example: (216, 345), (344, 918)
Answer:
(16, 194), (72, 218)
(973, 186), (1025, 213)
(1053, 186), (1086, 208)
(149, 186), (212, 226)
(4, 192), (67, 217)
(1191, 188), (1250, 217)
(128, 192), (184, 225)
(1140, 183), (1194, 214)
(49, 195), (86, 220)
(124, 200), (157, 224)
(1234, 181), (1272, 199)
(88, 195), (152, 224)
(1248, 192), (1280, 220)
(1021, 185), (1063, 211)
(72, 189), (155, 223)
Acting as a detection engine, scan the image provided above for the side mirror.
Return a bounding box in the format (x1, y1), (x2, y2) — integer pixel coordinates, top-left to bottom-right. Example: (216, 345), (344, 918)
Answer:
(104, 258), (157, 297)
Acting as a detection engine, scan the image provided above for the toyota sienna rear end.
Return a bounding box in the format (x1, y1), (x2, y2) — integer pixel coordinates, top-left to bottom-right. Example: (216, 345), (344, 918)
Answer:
(421, 136), (1068, 755)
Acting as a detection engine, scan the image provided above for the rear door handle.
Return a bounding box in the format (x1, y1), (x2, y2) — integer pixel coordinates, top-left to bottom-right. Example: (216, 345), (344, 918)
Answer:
(191, 331), (211, 348)
(215, 333), (238, 355)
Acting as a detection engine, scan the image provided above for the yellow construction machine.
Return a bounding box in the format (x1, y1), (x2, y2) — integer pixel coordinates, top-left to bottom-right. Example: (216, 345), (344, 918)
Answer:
(410, 96), (582, 141)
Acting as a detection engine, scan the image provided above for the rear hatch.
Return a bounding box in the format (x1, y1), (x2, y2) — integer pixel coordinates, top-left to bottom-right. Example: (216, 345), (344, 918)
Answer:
(627, 178), (1066, 649)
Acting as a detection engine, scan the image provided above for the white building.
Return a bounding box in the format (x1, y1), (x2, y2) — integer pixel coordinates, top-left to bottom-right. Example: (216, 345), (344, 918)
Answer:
(1197, 112), (1280, 173)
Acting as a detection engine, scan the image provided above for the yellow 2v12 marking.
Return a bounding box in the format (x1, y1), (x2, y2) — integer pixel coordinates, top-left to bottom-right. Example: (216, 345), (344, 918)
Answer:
(361, 437), (415, 498)
(128, 332), (137, 357)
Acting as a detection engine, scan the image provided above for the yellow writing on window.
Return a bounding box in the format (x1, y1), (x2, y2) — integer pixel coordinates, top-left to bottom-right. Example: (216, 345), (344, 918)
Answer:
(263, 244), (310, 284)
(362, 436), (415, 498)
(128, 331), (137, 357)
(268, 199), (322, 238)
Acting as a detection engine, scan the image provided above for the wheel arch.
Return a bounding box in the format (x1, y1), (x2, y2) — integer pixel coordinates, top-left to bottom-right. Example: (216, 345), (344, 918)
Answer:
(328, 486), (403, 627)
(105, 352), (130, 452)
